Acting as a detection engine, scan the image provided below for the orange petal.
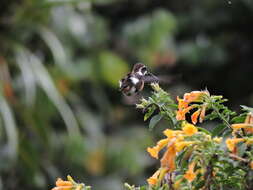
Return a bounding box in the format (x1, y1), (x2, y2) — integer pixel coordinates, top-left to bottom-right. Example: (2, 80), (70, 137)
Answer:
(56, 178), (72, 187)
(226, 138), (245, 152)
(177, 96), (188, 110)
(245, 127), (253, 134)
(52, 187), (73, 190)
(191, 109), (201, 124)
(147, 138), (170, 159)
(184, 162), (196, 182)
(157, 139), (170, 148)
(147, 170), (160, 186)
(163, 129), (182, 139)
(176, 105), (196, 121)
(147, 146), (159, 159)
(183, 90), (209, 103)
(182, 123), (198, 136)
(160, 144), (176, 171)
(176, 110), (185, 121)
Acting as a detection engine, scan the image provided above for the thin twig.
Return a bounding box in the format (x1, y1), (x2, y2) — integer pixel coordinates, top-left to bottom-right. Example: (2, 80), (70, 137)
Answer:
(229, 153), (249, 163)
(203, 154), (218, 190)
(203, 164), (213, 190)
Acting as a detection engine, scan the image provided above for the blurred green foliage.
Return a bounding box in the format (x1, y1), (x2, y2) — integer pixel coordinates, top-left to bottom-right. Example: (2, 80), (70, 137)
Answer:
(0, 0), (253, 190)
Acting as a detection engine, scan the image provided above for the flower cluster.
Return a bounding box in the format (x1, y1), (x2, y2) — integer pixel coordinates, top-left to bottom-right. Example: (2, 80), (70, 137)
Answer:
(146, 122), (223, 187)
(176, 90), (210, 124)
(51, 85), (253, 190)
(51, 176), (88, 190)
(142, 86), (253, 190)
(52, 178), (73, 190)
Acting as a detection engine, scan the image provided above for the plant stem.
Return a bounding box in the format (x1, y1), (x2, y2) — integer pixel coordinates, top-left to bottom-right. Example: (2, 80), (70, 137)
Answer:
(203, 157), (215, 190)
(212, 104), (243, 137)
(211, 103), (232, 130)
(229, 153), (249, 163)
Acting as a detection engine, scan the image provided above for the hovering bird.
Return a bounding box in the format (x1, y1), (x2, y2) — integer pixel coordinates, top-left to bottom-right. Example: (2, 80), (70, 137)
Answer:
(119, 63), (158, 96)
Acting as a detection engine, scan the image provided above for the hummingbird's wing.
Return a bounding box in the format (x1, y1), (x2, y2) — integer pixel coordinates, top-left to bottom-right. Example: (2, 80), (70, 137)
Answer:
(142, 73), (159, 83)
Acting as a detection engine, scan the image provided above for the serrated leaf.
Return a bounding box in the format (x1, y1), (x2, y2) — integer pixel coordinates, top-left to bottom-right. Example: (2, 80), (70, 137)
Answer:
(149, 114), (163, 130)
(231, 114), (247, 124)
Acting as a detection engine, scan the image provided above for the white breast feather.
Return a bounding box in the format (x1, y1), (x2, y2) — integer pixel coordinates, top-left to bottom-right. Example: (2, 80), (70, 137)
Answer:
(136, 71), (144, 76)
(130, 77), (139, 85)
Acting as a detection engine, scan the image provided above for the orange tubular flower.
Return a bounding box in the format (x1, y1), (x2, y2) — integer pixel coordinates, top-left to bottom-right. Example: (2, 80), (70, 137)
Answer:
(163, 129), (183, 139)
(226, 138), (245, 152)
(183, 90), (210, 103)
(176, 90), (209, 123)
(147, 146), (160, 159)
(147, 170), (161, 186)
(56, 178), (72, 186)
(232, 124), (253, 133)
(52, 178), (73, 190)
(147, 138), (170, 159)
(160, 143), (177, 172)
(184, 162), (196, 182)
(177, 96), (188, 110)
(176, 105), (197, 121)
(191, 109), (201, 124)
(176, 110), (186, 121)
(182, 123), (198, 136)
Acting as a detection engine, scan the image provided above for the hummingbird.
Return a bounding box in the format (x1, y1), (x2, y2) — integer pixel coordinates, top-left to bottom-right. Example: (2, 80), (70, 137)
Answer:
(119, 63), (158, 96)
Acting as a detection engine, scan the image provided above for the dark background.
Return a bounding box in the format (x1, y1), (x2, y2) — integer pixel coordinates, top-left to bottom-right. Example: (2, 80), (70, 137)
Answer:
(0, 0), (253, 189)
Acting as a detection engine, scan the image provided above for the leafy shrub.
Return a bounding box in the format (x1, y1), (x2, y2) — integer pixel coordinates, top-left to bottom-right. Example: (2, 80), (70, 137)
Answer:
(53, 83), (253, 190)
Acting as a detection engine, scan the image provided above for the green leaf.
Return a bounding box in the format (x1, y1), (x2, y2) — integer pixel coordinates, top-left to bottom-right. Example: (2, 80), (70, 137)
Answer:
(212, 124), (226, 137)
(168, 103), (178, 108)
(197, 127), (211, 135)
(144, 106), (156, 121)
(231, 114), (247, 124)
(149, 114), (163, 130)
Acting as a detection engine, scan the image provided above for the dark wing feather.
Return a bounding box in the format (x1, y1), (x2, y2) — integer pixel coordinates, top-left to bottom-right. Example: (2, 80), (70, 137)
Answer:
(142, 73), (159, 83)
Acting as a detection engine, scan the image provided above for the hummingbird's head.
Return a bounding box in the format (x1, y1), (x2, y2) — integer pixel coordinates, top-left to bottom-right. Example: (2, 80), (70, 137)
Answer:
(132, 63), (147, 76)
